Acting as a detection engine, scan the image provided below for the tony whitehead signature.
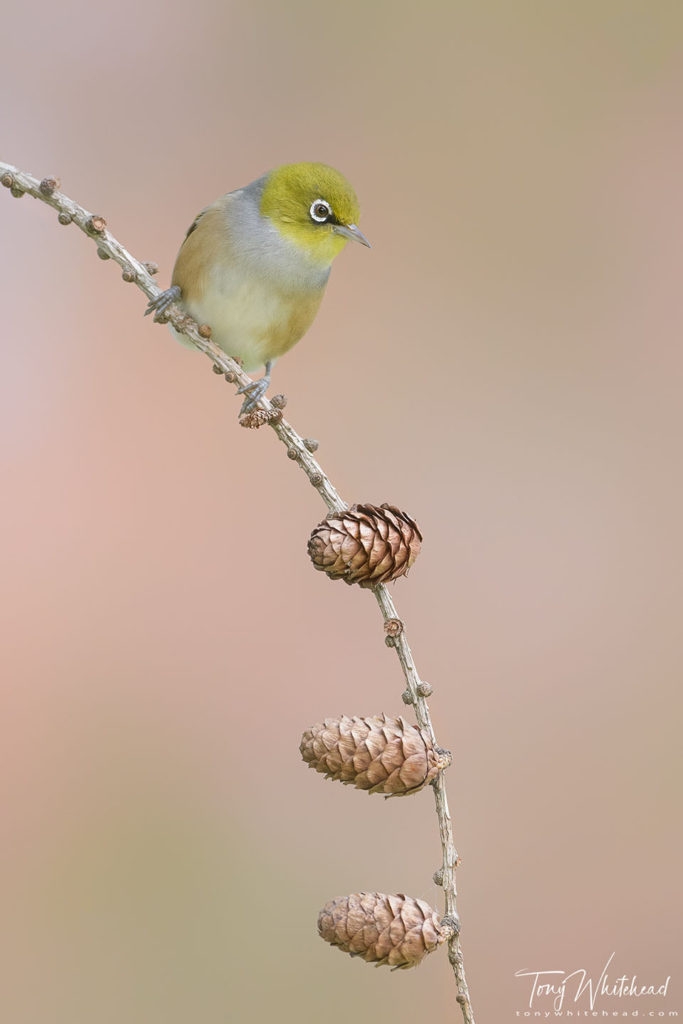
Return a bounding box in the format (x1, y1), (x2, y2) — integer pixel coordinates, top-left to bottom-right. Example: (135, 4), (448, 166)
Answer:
(516, 952), (671, 1011)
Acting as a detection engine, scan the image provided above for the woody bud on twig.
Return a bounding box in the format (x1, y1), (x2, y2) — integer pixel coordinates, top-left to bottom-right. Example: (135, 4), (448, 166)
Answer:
(239, 408), (271, 429)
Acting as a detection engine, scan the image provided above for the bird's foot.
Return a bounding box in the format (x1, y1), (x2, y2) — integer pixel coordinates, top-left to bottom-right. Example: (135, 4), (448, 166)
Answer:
(237, 374), (271, 415)
(237, 362), (272, 414)
(145, 285), (181, 321)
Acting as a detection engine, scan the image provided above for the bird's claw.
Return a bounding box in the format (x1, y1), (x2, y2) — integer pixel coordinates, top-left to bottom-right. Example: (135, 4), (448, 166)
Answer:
(145, 285), (181, 321)
(238, 376), (270, 414)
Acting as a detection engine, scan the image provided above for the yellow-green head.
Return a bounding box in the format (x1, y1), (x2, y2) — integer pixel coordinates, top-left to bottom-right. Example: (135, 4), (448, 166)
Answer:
(260, 162), (370, 265)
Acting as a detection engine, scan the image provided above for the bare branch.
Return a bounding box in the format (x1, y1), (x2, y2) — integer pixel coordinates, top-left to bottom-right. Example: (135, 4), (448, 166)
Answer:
(0, 159), (475, 1023)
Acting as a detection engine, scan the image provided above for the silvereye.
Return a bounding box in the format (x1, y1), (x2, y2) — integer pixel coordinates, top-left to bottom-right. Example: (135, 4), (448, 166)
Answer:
(146, 162), (370, 412)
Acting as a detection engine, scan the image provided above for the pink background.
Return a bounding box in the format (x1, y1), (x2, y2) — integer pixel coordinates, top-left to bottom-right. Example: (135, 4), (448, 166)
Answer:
(2, 3), (682, 1020)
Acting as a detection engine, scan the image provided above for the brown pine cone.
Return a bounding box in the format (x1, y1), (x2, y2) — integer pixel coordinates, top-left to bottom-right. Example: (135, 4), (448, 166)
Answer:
(318, 892), (446, 969)
(300, 714), (449, 796)
(307, 503), (422, 588)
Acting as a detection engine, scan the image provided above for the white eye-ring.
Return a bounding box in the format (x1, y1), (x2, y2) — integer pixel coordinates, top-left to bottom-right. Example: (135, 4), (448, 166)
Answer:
(310, 199), (332, 223)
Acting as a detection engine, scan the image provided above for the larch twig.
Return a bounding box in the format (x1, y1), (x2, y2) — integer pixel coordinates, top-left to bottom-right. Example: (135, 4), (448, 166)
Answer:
(0, 160), (475, 1023)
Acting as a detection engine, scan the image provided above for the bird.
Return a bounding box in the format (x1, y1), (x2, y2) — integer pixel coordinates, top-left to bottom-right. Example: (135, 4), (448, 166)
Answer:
(145, 162), (370, 413)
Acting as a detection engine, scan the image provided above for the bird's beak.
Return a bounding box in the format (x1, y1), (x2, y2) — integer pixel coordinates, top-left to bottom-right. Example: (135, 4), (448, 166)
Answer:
(334, 223), (371, 248)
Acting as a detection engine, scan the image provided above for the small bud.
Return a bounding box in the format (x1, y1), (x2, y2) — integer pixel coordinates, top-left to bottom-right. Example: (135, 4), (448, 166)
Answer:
(58, 212), (72, 225)
(87, 215), (106, 234)
(310, 473), (323, 487)
(212, 363), (223, 374)
(224, 371), (236, 383)
(239, 409), (270, 429)
(0, 172), (14, 188)
(142, 261), (159, 276)
(401, 689), (414, 705)
(121, 265), (137, 282)
(270, 393), (287, 409)
(417, 681), (433, 698)
(436, 749), (456, 770)
(385, 635), (396, 648)
(287, 448), (299, 460)
(96, 248), (110, 260)
(198, 324), (212, 338)
(39, 176), (60, 195)
(303, 437), (319, 452)
(384, 617), (403, 638)
(10, 186), (24, 198)
(268, 408), (283, 423)
(441, 914), (460, 937)
(433, 868), (444, 886)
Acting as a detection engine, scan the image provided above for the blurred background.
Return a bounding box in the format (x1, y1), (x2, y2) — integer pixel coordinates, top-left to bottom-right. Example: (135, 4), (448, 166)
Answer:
(1, 2), (682, 1021)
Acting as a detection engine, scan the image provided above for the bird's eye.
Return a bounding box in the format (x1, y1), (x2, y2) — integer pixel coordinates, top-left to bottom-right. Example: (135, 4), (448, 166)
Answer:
(310, 199), (332, 223)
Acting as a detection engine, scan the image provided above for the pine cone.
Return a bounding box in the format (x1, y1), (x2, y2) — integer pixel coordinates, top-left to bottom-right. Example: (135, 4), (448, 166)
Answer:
(300, 714), (448, 796)
(239, 408), (271, 429)
(318, 892), (446, 969)
(307, 503), (422, 588)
